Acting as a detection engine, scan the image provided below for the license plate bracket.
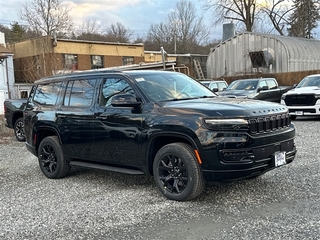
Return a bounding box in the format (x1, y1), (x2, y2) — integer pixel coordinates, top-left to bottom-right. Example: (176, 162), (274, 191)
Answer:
(273, 151), (286, 167)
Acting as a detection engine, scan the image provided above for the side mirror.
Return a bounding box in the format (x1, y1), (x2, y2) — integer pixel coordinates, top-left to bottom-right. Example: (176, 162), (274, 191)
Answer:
(258, 85), (269, 92)
(111, 94), (141, 108)
(211, 87), (219, 92)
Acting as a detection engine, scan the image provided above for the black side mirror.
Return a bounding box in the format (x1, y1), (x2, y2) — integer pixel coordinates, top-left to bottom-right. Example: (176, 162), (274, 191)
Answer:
(211, 87), (219, 92)
(111, 94), (141, 108)
(258, 85), (269, 92)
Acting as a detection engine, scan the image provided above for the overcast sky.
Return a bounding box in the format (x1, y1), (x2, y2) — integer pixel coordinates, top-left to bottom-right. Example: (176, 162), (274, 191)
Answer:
(0, 0), (223, 40)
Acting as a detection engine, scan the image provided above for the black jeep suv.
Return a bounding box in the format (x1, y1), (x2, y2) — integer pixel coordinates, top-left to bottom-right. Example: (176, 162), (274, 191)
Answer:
(24, 70), (296, 201)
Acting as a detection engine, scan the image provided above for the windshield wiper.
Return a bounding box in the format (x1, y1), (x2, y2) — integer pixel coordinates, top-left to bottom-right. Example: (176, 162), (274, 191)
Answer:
(197, 95), (216, 99)
(166, 96), (216, 101)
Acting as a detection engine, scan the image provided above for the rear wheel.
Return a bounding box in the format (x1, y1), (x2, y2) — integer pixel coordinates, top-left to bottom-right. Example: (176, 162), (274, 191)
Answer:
(153, 143), (205, 201)
(14, 118), (25, 142)
(38, 136), (71, 179)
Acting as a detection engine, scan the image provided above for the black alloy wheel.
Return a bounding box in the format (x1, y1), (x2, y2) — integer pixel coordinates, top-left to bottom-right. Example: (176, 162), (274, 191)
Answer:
(38, 136), (70, 179)
(153, 142), (204, 201)
(14, 118), (25, 142)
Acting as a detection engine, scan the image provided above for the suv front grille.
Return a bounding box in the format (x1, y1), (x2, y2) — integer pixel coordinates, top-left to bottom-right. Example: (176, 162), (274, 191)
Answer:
(284, 94), (316, 106)
(248, 113), (290, 134)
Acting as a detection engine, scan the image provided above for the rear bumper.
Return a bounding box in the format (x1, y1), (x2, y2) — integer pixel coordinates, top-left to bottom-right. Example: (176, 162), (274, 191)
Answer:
(3, 117), (11, 128)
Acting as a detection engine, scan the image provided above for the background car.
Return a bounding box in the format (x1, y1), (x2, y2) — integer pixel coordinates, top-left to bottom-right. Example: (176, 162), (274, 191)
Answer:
(200, 80), (228, 92)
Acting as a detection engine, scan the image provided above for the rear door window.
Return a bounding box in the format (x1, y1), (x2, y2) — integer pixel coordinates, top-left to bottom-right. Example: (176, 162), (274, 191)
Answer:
(33, 82), (63, 105)
(64, 79), (96, 107)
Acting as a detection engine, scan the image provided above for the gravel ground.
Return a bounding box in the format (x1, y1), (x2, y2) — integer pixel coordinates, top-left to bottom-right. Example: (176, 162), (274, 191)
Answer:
(0, 118), (320, 240)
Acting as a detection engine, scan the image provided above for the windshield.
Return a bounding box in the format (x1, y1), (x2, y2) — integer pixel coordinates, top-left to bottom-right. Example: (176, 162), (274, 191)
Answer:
(127, 71), (215, 101)
(297, 76), (320, 88)
(227, 79), (258, 91)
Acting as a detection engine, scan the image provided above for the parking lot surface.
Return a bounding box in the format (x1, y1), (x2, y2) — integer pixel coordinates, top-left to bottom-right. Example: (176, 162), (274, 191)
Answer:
(0, 118), (320, 240)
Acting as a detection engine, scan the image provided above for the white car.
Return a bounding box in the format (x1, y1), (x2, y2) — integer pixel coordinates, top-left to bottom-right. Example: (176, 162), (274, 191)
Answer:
(281, 74), (320, 120)
(200, 80), (228, 92)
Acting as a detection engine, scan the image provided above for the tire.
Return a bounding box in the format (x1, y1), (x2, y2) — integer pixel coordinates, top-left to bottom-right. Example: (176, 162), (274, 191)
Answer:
(38, 136), (71, 179)
(153, 142), (205, 201)
(14, 117), (25, 142)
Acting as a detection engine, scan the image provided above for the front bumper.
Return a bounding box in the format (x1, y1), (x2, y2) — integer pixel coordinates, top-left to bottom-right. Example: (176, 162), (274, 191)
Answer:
(198, 124), (296, 183)
(281, 97), (320, 117)
(202, 147), (296, 183)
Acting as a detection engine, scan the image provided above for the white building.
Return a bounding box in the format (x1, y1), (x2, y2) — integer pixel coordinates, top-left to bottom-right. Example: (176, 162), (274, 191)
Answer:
(0, 32), (32, 114)
(207, 32), (320, 78)
(0, 32), (15, 114)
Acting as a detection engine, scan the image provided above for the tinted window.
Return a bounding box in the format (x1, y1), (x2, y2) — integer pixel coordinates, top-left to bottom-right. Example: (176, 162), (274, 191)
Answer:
(258, 80), (268, 89)
(129, 71), (214, 101)
(228, 80), (258, 90)
(209, 83), (218, 90)
(297, 76), (320, 88)
(217, 82), (227, 91)
(64, 79), (96, 107)
(33, 82), (62, 105)
(100, 78), (134, 106)
(267, 79), (277, 89)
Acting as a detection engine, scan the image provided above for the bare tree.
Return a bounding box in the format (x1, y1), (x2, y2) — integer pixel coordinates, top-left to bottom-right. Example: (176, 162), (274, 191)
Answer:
(202, 0), (259, 32)
(146, 0), (210, 54)
(18, 0), (74, 37)
(80, 20), (101, 34)
(76, 20), (107, 41)
(260, 0), (294, 35)
(105, 22), (133, 43)
(146, 23), (172, 51)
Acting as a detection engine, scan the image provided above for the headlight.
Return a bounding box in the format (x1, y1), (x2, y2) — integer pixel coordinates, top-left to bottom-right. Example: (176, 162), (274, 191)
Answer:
(204, 119), (249, 131)
(315, 94), (320, 99)
(281, 94), (286, 100)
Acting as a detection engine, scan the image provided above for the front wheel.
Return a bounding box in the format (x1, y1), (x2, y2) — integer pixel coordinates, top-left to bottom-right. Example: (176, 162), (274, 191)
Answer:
(38, 136), (71, 179)
(14, 118), (25, 142)
(153, 143), (205, 201)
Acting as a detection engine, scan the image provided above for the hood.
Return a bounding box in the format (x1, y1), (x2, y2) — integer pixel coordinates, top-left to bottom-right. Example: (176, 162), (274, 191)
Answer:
(285, 86), (320, 95)
(156, 97), (287, 118)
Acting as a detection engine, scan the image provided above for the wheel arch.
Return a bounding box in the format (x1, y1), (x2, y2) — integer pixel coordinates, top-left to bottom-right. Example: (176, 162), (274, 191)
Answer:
(12, 111), (24, 127)
(35, 126), (61, 155)
(146, 133), (200, 176)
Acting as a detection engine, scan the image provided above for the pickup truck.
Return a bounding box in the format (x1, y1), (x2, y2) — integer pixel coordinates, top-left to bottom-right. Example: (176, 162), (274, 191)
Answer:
(24, 70), (296, 201)
(3, 98), (27, 141)
(218, 78), (292, 102)
(281, 74), (320, 120)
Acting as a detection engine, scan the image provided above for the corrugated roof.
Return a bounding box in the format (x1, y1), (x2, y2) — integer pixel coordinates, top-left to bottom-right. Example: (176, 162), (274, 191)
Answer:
(235, 32), (320, 61)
